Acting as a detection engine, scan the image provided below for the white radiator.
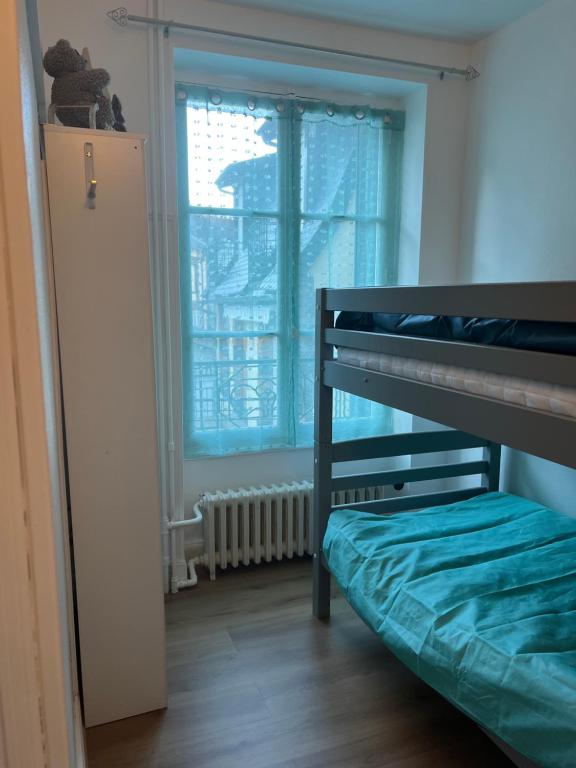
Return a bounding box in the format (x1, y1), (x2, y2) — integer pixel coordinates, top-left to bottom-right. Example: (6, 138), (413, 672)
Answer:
(196, 481), (384, 580)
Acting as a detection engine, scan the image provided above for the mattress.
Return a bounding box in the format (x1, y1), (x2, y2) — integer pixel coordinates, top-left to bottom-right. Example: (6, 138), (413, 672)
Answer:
(338, 347), (576, 419)
(335, 312), (576, 355)
(323, 492), (576, 768)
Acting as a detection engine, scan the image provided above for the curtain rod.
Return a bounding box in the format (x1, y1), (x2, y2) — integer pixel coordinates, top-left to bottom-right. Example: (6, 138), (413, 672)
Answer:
(177, 80), (326, 102)
(106, 7), (480, 81)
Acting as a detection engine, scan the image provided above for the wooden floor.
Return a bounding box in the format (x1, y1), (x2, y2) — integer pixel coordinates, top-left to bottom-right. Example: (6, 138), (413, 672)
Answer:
(86, 560), (513, 768)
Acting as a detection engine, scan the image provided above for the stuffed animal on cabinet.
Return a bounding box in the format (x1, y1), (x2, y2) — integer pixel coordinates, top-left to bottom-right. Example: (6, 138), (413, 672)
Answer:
(111, 95), (127, 132)
(43, 39), (118, 130)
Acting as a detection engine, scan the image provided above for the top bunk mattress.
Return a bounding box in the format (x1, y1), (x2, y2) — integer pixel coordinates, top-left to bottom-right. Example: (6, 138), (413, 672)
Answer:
(323, 492), (576, 768)
(337, 347), (576, 418)
(335, 312), (576, 355)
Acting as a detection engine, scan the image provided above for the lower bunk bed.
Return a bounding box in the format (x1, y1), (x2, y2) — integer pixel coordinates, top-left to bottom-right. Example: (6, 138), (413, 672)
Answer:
(324, 492), (576, 768)
(312, 282), (576, 768)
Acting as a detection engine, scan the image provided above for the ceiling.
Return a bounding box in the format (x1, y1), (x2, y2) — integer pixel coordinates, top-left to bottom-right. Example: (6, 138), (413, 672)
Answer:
(213, 0), (549, 42)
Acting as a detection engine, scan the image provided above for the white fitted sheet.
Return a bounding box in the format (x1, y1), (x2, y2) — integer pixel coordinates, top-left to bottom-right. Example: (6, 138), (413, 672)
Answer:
(338, 348), (576, 420)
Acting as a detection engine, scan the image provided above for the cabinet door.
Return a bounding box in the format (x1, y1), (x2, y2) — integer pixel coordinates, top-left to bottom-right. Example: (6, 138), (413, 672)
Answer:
(44, 126), (166, 727)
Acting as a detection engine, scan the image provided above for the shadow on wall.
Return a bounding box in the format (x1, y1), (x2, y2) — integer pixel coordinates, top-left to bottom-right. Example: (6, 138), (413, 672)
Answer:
(502, 450), (576, 519)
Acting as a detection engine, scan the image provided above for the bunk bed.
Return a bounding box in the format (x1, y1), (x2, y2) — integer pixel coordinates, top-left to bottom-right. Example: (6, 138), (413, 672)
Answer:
(312, 282), (576, 768)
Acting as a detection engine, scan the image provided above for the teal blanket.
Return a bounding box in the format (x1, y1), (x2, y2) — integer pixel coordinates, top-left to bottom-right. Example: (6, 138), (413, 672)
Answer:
(323, 492), (576, 767)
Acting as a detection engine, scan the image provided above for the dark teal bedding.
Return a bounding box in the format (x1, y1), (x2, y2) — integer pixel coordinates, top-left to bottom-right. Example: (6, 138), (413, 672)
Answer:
(323, 492), (576, 768)
(335, 312), (576, 355)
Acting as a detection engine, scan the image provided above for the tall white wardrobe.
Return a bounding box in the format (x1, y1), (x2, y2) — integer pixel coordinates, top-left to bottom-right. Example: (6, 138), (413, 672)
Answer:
(43, 124), (166, 727)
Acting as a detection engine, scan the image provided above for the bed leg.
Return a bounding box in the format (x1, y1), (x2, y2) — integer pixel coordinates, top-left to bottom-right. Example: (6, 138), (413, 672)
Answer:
(313, 288), (334, 620)
(313, 435), (332, 620)
(313, 554), (331, 620)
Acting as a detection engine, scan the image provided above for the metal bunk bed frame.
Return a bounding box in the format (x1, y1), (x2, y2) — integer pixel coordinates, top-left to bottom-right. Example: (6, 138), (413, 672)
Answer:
(312, 281), (576, 768)
(313, 281), (576, 620)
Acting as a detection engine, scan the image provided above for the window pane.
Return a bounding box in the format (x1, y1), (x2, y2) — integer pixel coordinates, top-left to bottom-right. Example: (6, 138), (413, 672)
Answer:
(298, 219), (387, 332)
(300, 117), (383, 217)
(182, 212), (280, 451)
(187, 105), (278, 211)
(296, 335), (389, 440)
(297, 217), (392, 440)
(297, 334), (315, 428)
(190, 336), (278, 434)
(186, 214), (278, 334)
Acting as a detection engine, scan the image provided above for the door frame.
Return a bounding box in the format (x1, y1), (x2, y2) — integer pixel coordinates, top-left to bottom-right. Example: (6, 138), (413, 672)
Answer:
(0, 0), (83, 764)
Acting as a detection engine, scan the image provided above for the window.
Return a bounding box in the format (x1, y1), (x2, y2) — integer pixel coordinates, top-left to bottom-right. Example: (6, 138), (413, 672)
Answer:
(176, 85), (404, 458)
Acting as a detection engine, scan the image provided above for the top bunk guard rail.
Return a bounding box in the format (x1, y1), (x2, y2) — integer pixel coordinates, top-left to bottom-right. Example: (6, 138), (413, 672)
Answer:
(325, 281), (576, 322)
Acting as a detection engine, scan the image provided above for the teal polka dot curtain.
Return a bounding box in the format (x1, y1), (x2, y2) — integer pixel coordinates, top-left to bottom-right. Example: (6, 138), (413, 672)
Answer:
(175, 85), (404, 458)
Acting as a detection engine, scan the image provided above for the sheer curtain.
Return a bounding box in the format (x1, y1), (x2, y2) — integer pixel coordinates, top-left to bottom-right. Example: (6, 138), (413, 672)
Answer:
(175, 85), (405, 458)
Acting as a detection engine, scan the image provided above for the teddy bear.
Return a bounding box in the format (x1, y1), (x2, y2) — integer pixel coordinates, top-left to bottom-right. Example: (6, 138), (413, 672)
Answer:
(43, 39), (114, 130)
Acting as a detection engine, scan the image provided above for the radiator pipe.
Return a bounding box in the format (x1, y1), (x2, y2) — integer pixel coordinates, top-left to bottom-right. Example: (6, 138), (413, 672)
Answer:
(168, 502), (203, 592)
(173, 559), (198, 590)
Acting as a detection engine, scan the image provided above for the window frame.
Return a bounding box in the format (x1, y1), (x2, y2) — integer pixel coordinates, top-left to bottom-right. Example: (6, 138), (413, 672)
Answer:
(176, 85), (402, 458)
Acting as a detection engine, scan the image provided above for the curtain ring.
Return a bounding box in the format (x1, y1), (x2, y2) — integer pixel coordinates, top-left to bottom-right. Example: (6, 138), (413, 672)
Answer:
(326, 105), (335, 117)
(276, 101), (286, 113)
(209, 92), (222, 105)
(354, 108), (366, 120)
(247, 98), (256, 111)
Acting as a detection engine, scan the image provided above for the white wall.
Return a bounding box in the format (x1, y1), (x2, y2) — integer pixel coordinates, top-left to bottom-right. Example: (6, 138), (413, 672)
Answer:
(35, 0), (576, 530)
(168, 1), (472, 515)
(399, 87), (427, 285)
(35, 0), (474, 280)
(173, 54), (425, 519)
(460, 0), (576, 515)
(168, 0), (471, 285)
(38, 0), (152, 132)
(37, 0), (474, 531)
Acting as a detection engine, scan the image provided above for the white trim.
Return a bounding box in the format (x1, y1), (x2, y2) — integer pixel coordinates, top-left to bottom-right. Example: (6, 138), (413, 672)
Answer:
(147, 0), (187, 592)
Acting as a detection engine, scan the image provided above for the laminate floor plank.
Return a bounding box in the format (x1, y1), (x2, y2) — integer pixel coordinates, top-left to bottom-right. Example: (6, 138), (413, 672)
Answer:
(86, 559), (513, 768)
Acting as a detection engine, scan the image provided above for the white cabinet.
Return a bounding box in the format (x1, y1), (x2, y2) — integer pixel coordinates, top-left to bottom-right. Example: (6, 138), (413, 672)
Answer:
(44, 125), (166, 727)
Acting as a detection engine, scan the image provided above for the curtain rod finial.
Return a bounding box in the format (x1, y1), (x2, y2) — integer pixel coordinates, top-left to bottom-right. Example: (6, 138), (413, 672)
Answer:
(107, 7), (128, 26)
(465, 65), (480, 81)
